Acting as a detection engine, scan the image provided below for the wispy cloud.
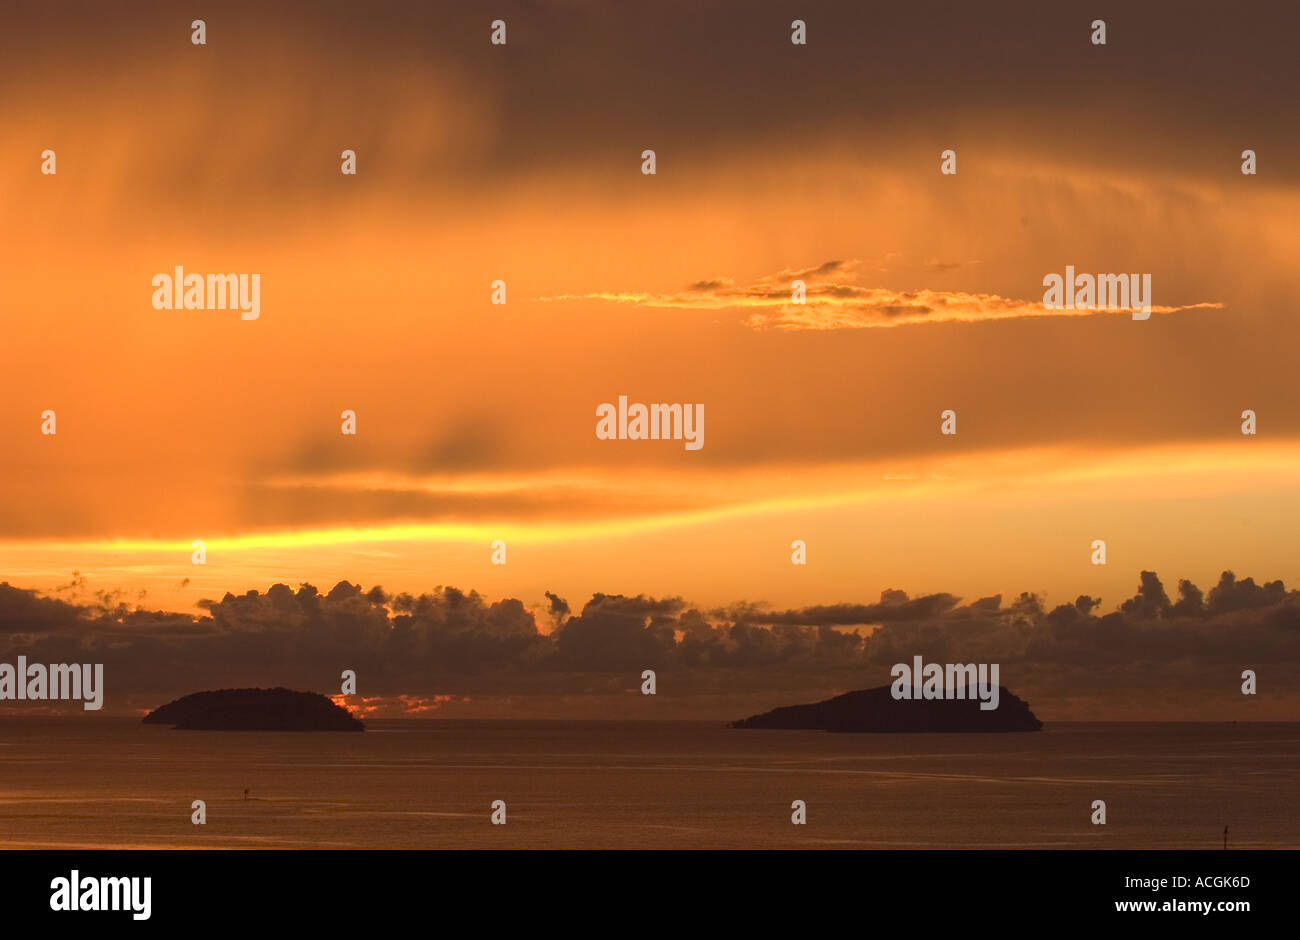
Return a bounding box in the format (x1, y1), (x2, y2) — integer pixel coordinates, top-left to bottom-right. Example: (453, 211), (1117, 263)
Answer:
(537, 260), (1223, 330)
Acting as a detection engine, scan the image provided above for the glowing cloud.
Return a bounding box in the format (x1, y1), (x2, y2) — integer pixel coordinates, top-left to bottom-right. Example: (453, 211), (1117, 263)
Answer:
(537, 260), (1223, 330)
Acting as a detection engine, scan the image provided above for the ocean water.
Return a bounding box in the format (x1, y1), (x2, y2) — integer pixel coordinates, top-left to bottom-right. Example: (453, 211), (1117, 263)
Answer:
(1, 719), (1296, 849)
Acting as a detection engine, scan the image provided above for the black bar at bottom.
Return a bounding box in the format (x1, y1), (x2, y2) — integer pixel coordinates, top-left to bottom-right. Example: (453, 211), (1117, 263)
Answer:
(0, 849), (1284, 927)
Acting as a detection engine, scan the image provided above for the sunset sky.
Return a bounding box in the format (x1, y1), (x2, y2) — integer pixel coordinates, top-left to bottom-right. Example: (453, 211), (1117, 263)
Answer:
(2, 2), (1299, 718)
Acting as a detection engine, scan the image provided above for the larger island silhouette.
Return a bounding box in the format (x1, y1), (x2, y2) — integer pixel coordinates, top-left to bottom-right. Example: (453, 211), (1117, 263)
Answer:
(731, 684), (1043, 732)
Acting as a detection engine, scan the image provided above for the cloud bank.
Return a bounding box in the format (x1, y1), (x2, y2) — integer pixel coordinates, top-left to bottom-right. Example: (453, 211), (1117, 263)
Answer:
(2, 569), (1295, 720)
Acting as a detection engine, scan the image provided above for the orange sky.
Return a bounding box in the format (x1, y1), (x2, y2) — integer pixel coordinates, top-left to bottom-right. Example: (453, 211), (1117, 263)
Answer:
(2, 1), (1299, 622)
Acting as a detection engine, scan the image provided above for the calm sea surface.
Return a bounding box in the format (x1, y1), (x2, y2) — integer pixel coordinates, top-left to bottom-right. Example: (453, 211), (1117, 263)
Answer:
(1, 719), (1296, 849)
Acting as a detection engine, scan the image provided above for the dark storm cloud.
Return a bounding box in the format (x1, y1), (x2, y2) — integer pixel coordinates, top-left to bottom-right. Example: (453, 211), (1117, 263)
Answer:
(3, 569), (1299, 714)
(313, 0), (1300, 180)
(5, 0), (1298, 196)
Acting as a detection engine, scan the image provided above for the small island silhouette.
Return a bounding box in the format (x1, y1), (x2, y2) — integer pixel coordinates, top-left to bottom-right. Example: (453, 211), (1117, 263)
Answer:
(143, 687), (365, 731)
(730, 684), (1043, 732)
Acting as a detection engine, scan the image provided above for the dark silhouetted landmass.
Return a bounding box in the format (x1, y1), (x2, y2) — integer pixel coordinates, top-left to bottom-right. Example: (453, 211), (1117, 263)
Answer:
(143, 687), (364, 731)
(731, 685), (1042, 732)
